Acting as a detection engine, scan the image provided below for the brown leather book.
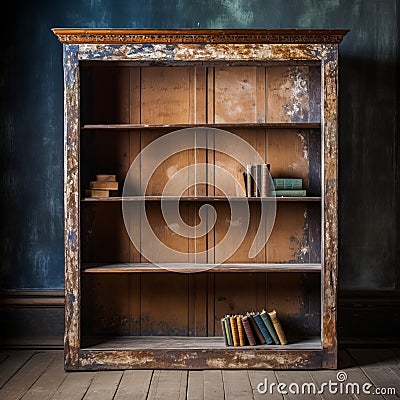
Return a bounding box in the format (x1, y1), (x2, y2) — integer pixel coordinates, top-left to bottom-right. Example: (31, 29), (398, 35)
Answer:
(247, 312), (266, 345)
(229, 316), (240, 346)
(241, 315), (257, 346)
(236, 315), (246, 346)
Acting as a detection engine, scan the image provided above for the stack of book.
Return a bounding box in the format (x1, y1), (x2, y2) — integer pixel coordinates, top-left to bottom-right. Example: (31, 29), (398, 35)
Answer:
(221, 309), (287, 347)
(85, 174), (119, 198)
(243, 164), (271, 197)
(272, 178), (306, 197)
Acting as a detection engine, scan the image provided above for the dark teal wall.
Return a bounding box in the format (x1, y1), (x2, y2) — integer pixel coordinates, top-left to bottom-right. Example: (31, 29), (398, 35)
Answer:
(1, 0), (399, 290)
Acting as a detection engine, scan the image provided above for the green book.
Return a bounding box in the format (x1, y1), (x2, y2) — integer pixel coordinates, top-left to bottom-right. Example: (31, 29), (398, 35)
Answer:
(273, 178), (302, 190)
(223, 316), (233, 346)
(253, 312), (274, 344)
(221, 318), (229, 346)
(260, 309), (280, 344)
(272, 189), (306, 197)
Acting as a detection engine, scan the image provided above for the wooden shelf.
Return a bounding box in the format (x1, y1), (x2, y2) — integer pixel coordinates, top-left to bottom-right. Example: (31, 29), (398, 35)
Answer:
(81, 196), (322, 202)
(83, 336), (321, 350)
(79, 336), (322, 369)
(81, 122), (321, 131)
(83, 263), (322, 273)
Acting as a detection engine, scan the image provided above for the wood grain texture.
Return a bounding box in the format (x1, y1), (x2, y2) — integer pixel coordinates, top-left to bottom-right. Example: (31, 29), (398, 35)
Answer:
(147, 370), (187, 400)
(20, 353), (65, 400)
(113, 370), (152, 400)
(83, 371), (123, 400)
(0, 352), (57, 400)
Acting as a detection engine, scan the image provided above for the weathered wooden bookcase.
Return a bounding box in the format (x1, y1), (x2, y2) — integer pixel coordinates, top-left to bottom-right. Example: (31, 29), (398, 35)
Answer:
(53, 29), (347, 370)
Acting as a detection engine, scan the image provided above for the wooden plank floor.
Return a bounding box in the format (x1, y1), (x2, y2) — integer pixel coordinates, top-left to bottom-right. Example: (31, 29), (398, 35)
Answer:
(0, 349), (399, 400)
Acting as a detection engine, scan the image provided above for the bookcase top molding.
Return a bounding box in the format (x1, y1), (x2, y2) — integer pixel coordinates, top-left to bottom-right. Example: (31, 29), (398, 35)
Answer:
(52, 28), (348, 45)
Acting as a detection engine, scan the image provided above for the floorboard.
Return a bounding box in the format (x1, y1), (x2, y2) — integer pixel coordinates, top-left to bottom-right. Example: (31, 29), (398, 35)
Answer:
(113, 370), (153, 400)
(50, 371), (96, 400)
(83, 371), (122, 400)
(0, 351), (56, 400)
(187, 371), (204, 400)
(147, 370), (188, 400)
(20, 352), (65, 400)
(222, 370), (253, 400)
(0, 350), (35, 388)
(204, 370), (224, 399)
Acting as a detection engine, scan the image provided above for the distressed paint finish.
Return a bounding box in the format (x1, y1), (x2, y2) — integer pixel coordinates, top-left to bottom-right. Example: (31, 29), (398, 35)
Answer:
(54, 30), (345, 370)
(76, 43), (334, 63)
(79, 349), (322, 370)
(63, 44), (80, 370)
(52, 29), (348, 45)
(321, 45), (339, 369)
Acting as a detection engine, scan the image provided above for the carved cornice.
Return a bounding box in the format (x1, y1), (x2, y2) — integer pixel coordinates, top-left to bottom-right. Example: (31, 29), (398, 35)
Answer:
(52, 29), (348, 45)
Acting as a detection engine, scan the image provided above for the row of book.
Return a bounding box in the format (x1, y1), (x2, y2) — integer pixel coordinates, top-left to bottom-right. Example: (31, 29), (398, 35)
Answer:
(85, 174), (119, 198)
(221, 309), (287, 347)
(243, 165), (306, 197)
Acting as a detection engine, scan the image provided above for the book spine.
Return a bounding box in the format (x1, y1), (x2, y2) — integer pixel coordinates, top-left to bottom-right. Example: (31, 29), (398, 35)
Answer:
(223, 317), (233, 346)
(273, 178), (302, 190)
(221, 318), (229, 346)
(247, 313), (266, 344)
(251, 165), (259, 197)
(272, 189), (306, 197)
(236, 315), (246, 346)
(253, 313), (273, 344)
(260, 310), (280, 345)
(230, 316), (240, 346)
(246, 165), (252, 197)
(261, 164), (271, 197)
(256, 164), (262, 197)
(242, 316), (257, 346)
(268, 310), (288, 345)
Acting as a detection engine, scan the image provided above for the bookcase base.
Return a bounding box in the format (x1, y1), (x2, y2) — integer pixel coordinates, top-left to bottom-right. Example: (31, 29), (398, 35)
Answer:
(70, 336), (330, 370)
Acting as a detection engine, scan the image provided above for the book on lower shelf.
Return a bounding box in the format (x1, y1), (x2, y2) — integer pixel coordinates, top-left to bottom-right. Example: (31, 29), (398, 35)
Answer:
(222, 316), (233, 346)
(268, 310), (288, 345)
(252, 312), (274, 344)
(222, 309), (288, 347)
(260, 309), (280, 345)
(241, 315), (257, 346)
(236, 315), (247, 346)
(230, 315), (240, 347)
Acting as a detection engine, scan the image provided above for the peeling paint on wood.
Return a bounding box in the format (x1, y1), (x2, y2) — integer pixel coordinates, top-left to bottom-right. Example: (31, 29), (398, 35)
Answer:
(78, 348), (323, 370)
(52, 29), (348, 45)
(63, 44), (80, 370)
(55, 29), (344, 371)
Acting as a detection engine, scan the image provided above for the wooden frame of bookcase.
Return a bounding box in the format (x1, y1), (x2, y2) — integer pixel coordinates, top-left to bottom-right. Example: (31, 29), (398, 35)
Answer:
(53, 29), (347, 370)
